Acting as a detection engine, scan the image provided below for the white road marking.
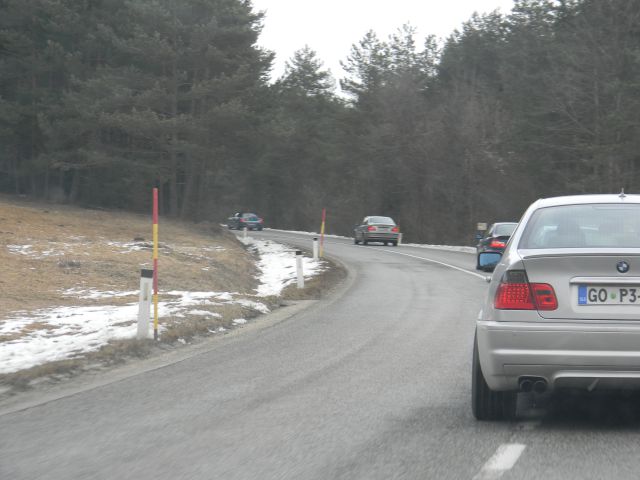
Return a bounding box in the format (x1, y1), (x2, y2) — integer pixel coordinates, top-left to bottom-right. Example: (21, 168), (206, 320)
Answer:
(472, 443), (526, 480)
(366, 246), (487, 280)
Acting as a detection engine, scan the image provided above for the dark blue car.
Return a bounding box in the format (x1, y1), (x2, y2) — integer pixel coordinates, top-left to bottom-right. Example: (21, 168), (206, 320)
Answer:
(227, 212), (264, 231)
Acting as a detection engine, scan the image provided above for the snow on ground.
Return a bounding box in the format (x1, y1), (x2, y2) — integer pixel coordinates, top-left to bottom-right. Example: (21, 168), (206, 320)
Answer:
(106, 241), (149, 252)
(7, 244), (33, 255)
(62, 288), (139, 299)
(7, 240), (95, 259)
(244, 237), (327, 297)
(0, 290), (254, 373)
(188, 310), (222, 318)
(0, 238), (326, 374)
(1, 304), (140, 373)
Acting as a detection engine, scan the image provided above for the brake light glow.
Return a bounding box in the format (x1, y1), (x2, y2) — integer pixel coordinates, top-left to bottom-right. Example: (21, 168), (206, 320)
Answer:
(391, 226), (399, 233)
(367, 226), (377, 232)
(495, 283), (534, 310)
(494, 270), (557, 311)
(239, 218), (246, 222)
(490, 240), (506, 248)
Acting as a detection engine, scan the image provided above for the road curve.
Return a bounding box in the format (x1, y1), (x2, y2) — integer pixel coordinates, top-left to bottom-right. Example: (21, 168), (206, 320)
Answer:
(1, 231), (639, 479)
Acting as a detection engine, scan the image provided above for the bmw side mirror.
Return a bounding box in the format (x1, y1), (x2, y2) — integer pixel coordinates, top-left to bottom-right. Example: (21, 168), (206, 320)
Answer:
(478, 252), (502, 272)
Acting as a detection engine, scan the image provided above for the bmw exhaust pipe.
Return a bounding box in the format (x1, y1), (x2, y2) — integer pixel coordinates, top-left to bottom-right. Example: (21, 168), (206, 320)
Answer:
(519, 379), (533, 393)
(519, 377), (548, 393)
(533, 379), (547, 394)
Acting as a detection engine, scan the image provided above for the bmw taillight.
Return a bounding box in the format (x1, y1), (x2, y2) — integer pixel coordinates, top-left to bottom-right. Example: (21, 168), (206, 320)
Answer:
(495, 282), (534, 310)
(367, 226), (377, 232)
(494, 270), (557, 311)
(531, 283), (558, 310)
(239, 218), (246, 222)
(258, 218), (263, 223)
(490, 240), (506, 248)
(391, 226), (399, 233)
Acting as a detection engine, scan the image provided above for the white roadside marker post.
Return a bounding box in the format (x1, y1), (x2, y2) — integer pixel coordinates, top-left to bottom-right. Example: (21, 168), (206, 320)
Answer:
(137, 268), (154, 339)
(243, 226), (248, 240)
(296, 250), (304, 289)
(398, 232), (403, 246)
(313, 237), (319, 260)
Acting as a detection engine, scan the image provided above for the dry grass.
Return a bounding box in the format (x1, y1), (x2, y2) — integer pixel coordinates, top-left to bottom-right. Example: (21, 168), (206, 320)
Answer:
(0, 194), (256, 318)
(90, 338), (155, 364)
(1, 358), (86, 390)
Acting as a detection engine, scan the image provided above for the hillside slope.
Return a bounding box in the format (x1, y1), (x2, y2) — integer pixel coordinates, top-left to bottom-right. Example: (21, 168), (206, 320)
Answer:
(0, 196), (297, 386)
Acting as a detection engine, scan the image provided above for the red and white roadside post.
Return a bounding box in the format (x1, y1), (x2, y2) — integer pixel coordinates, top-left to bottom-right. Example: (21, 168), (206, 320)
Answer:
(152, 188), (159, 340)
(319, 208), (326, 257)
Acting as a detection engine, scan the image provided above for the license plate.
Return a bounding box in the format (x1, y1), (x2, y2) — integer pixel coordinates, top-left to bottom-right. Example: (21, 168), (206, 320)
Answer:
(578, 285), (640, 305)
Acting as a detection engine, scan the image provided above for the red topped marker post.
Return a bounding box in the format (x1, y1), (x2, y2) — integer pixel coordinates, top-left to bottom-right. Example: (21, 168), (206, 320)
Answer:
(152, 187), (159, 340)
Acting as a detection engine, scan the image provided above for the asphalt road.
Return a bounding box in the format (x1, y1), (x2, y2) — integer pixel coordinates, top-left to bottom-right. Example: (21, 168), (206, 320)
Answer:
(2, 231), (640, 479)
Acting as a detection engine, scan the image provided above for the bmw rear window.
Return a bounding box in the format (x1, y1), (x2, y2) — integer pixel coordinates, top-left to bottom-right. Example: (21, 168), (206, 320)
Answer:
(519, 204), (640, 249)
(368, 216), (395, 225)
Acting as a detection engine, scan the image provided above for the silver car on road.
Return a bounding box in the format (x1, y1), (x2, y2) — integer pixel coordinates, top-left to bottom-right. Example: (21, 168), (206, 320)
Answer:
(474, 193), (640, 420)
(354, 216), (400, 246)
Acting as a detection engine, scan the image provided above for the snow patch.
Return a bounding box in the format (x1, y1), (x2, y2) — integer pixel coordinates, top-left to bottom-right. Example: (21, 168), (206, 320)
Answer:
(7, 241), (96, 259)
(106, 241), (148, 253)
(7, 244), (33, 255)
(247, 238), (326, 297)
(62, 288), (138, 299)
(187, 310), (222, 318)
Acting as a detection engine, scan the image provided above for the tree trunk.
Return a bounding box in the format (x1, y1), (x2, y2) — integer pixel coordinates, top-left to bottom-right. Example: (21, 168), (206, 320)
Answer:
(69, 169), (81, 203)
(196, 159), (209, 220)
(13, 158), (20, 194)
(44, 167), (50, 199)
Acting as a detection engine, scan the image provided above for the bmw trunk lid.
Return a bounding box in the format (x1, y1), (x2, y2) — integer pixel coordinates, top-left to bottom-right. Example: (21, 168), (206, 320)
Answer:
(520, 249), (640, 320)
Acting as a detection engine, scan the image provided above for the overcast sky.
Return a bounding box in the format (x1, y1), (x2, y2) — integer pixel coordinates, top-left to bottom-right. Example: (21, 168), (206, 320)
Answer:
(251, 0), (515, 83)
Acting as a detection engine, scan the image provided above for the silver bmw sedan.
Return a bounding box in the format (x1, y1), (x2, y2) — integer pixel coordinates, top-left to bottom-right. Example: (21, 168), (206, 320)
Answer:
(474, 193), (640, 420)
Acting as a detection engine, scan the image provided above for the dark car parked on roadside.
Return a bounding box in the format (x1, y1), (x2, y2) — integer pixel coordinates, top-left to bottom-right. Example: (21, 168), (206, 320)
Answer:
(354, 216), (400, 246)
(476, 222), (517, 270)
(227, 212), (264, 231)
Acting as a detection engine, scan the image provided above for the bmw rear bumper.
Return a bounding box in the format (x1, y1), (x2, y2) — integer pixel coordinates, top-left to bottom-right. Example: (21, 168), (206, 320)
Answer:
(364, 233), (399, 242)
(477, 320), (640, 391)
